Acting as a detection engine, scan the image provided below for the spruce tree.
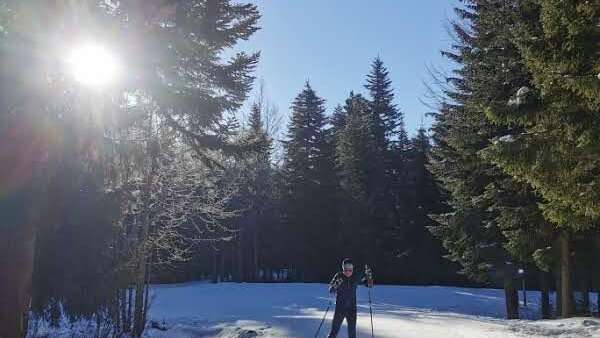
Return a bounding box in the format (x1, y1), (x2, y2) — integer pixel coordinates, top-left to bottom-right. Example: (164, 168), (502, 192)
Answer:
(0, 1), (261, 336)
(94, 0), (262, 161)
(233, 101), (273, 282)
(485, 0), (600, 234)
(428, 103), (516, 295)
(364, 57), (409, 190)
(428, 1), (539, 318)
(363, 58), (415, 278)
(335, 92), (392, 270)
(430, 0), (585, 319)
(282, 82), (337, 280)
(364, 57), (408, 150)
(398, 127), (461, 284)
(481, 0), (600, 317)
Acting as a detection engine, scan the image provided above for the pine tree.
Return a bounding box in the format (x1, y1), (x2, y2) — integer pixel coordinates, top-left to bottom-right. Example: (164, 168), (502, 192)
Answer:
(0, 1), (261, 336)
(485, 0), (600, 232)
(90, 0), (261, 161)
(363, 58), (418, 278)
(481, 0), (600, 317)
(336, 93), (379, 201)
(364, 57), (409, 182)
(428, 104), (517, 307)
(330, 104), (347, 140)
(428, 1), (537, 318)
(398, 127), (461, 284)
(364, 58), (392, 154)
(335, 92), (391, 268)
(234, 100), (274, 282)
(429, 0), (590, 319)
(282, 82), (337, 280)
(365, 57), (408, 147)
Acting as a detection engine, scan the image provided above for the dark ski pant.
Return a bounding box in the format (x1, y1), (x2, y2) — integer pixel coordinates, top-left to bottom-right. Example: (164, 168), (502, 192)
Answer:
(328, 307), (357, 338)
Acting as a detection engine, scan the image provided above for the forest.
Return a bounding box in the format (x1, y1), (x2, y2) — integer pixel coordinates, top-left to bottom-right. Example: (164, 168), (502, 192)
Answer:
(0, 1), (599, 338)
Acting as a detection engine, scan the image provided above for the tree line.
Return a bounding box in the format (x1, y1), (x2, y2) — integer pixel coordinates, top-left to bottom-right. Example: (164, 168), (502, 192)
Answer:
(190, 0), (600, 322)
(157, 58), (463, 287)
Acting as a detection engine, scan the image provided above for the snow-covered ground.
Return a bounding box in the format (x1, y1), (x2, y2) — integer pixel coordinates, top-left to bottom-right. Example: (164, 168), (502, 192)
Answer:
(142, 282), (600, 338)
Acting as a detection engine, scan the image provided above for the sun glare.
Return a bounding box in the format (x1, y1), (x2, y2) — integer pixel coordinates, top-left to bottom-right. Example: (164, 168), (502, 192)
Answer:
(67, 43), (121, 88)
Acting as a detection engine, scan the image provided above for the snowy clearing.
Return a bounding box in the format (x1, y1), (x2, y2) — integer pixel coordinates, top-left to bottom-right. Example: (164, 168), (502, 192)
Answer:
(139, 282), (600, 338)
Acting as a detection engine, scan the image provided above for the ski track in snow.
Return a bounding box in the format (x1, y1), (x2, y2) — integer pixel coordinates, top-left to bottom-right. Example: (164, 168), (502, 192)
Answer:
(141, 283), (600, 338)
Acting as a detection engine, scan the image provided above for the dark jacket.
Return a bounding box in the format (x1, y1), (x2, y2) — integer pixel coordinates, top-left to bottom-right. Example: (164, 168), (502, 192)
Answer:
(329, 271), (372, 310)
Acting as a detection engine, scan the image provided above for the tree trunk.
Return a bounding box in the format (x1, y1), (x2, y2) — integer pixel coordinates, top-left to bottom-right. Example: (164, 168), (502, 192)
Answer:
(0, 109), (49, 338)
(221, 248), (226, 282)
(581, 290), (590, 316)
(132, 125), (159, 337)
(597, 292), (600, 317)
(126, 288), (133, 332)
(142, 260), (151, 331)
(252, 216), (259, 282)
(0, 222), (36, 338)
(559, 231), (574, 318)
(212, 249), (219, 283)
(132, 258), (147, 337)
(504, 265), (519, 319)
(237, 235), (244, 282)
(555, 267), (562, 317)
(540, 272), (551, 319)
(118, 289), (125, 332)
(580, 275), (590, 316)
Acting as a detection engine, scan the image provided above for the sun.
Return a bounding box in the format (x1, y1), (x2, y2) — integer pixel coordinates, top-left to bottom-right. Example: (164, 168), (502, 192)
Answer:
(67, 43), (121, 88)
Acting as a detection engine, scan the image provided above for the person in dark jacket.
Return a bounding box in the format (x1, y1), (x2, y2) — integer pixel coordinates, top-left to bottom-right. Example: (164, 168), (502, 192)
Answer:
(327, 258), (374, 338)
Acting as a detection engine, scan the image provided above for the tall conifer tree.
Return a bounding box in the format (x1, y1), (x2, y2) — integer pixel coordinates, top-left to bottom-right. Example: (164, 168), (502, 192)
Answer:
(482, 0), (600, 317)
(282, 82), (337, 280)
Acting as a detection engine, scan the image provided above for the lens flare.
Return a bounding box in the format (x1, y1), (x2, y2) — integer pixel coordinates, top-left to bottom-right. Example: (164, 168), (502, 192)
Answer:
(67, 43), (120, 88)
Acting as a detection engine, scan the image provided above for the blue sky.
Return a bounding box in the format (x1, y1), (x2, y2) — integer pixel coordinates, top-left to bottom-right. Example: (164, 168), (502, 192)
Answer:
(237, 0), (457, 136)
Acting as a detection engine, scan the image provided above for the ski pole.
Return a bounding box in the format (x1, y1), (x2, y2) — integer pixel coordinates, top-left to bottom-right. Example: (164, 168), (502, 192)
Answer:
(368, 287), (375, 338)
(314, 299), (332, 338)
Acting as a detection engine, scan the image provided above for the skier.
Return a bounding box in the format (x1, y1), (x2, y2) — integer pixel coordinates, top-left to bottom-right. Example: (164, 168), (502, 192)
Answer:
(327, 258), (374, 338)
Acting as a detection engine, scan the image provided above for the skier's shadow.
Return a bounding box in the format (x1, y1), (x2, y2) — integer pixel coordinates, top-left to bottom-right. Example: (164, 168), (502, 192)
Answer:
(271, 296), (384, 338)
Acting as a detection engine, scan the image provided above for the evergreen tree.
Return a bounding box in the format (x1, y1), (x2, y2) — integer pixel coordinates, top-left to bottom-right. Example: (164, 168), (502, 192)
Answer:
(481, 0), (600, 317)
(234, 100), (274, 282)
(118, 0), (260, 158)
(364, 57), (409, 192)
(0, 1), (261, 336)
(330, 104), (347, 140)
(429, 0), (590, 319)
(428, 1), (534, 318)
(335, 92), (391, 269)
(363, 58), (417, 279)
(282, 82), (337, 280)
(336, 93), (380, 201)
(429, 103), (519, 318)
(399, 128), (460, 284)
(364, 57), (408, 150)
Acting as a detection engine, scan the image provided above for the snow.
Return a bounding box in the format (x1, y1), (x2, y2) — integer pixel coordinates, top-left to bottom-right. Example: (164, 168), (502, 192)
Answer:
(141, 283), (600, 338)
(508, 86), (531, 107)
(516, 86), (531, 97)
(30, 282), (599, 338)
(496, 134), (515, 144)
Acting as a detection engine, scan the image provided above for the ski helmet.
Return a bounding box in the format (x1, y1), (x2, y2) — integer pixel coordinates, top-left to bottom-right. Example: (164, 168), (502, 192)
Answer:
(342, 258), (354, 270)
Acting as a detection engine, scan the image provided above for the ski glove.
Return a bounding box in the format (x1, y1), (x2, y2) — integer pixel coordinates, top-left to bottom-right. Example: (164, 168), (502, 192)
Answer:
(329, 274), (344, 293)
(364, 265), (374, 288)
